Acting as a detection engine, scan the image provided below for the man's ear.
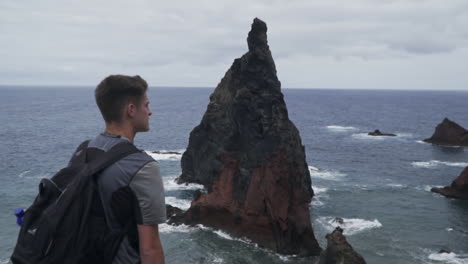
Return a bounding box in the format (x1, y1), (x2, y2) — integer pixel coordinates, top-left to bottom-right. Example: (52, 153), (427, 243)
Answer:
(126, 103), (137, 118)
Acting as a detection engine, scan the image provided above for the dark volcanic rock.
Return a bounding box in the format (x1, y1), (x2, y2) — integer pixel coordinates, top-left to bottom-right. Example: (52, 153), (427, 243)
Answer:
(368, 129), (396, 137)
(319, 227), (366, 264)
(177, 18), (321, 256)
(431, 167), (468, 200)
(423, 118), (468, 147)
(165, 204), (186, 225)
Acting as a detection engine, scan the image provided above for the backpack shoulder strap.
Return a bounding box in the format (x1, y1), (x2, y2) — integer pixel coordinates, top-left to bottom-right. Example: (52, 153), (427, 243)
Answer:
(69, 140), (91, 166)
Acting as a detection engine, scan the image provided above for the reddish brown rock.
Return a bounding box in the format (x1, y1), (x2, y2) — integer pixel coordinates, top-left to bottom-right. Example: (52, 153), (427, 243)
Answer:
(431, 167), (468, 200)
(423, 118), (468, 147)
(183, 151), (320, 255)
(177, 18), (321, 256)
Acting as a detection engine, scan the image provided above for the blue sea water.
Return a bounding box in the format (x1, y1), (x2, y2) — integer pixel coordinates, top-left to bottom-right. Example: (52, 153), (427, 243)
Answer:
(1, 86), (468, 264)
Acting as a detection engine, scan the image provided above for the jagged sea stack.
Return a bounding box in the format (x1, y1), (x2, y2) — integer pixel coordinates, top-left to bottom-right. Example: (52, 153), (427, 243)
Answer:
(319, 227), (366, 264)
(178, 18), (321, 256)
(423, 118), (468, 147)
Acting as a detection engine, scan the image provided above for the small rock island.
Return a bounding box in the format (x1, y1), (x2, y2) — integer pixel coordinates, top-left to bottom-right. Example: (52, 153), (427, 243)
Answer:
(368, 129), (396, 137)
(423, 118), (468, 147)
(431, 167), (468, 200)
(319, 227), (367, 264)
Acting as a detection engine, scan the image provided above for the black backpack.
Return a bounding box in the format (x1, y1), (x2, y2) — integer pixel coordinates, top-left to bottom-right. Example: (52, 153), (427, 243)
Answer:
(11, 140), (140, 264)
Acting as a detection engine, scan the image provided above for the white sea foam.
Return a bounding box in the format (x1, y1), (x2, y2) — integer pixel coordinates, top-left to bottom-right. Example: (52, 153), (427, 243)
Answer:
(311, 199), (324, 207)
(326, 125), (357, 131)
(197, 225), (297, 262)
(447, 228), (454, 232)
(18, 170), (31, 178)
(412, 160), (468, 169)
(316, 216), (382, 236)
(395, 132), (414, 138)
(213, 257), (224, 263)
(313, 186), (328, 195)
(386, 183), (407, 188)
(355, 184), (369, 190)
(17, 170), (48, 179)
(163, 175), (204, 191)
(165, 196), (191, 210)
(309, 166), (346, 181)
(416, 140), (426, 144)
(417, 185), (443, 192)
(311, 186), (328, 207)
(159, 223), (194, 233)
(213, 230), (235, 240)
(309, 165), (319, 171)
(428, 252), (468, 264)
(351, 133), (386, 140)
(145, 150), (184, 161)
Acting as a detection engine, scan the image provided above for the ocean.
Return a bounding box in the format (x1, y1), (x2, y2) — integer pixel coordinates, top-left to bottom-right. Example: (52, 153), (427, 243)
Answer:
(0, 86), (467, 264)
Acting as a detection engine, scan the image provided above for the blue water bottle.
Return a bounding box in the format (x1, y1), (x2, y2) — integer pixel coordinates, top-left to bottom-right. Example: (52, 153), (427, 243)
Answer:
(14, 208), (25, 226)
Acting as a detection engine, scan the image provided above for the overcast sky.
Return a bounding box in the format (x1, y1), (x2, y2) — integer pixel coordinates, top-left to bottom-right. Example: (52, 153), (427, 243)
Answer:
(1, 0), (467, 90)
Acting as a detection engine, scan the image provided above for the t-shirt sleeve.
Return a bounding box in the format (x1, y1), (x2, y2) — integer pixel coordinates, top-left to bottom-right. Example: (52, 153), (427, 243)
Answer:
(129, 161), (166, 225)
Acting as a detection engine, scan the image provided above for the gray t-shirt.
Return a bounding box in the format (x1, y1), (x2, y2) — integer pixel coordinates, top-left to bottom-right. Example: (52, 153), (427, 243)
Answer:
(86, 133), (166, 264)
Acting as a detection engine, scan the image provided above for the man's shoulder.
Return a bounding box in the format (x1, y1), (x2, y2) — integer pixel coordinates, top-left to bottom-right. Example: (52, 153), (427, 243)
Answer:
(122, 150), (157, 164)
(88, 133), (130, 152)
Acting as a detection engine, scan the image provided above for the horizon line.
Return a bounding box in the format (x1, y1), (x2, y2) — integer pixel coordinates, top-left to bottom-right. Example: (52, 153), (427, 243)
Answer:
(0, 84), (467, 92)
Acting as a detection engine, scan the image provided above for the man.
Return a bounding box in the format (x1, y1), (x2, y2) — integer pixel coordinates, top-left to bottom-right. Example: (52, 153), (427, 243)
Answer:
(87, 75), (166, 264)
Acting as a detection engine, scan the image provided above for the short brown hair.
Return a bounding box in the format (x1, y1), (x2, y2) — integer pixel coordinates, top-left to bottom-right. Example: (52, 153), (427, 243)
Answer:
(95, 75), (148, 123)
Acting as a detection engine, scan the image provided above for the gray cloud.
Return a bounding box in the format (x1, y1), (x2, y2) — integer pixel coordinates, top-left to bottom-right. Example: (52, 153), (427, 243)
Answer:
(0, 0), (467, 89)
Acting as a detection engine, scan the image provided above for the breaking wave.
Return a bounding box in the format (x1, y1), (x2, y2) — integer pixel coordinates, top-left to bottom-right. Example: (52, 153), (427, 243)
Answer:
(386, 183), (407, 188)
(351, 133), (387, 140)
(411, 160), (468, 169)
(311, 186), (329, 207)
(163, 175), (204, 191)
(309, 166), (346, 181)
(326, 125), (358, 131)
(145, 150), (184, 161)
(159, 223), (194, 233)
(395, 132), (414, 138)
(165, 196), (191, 210)
(313, 186), (328, 195)
(416, 185), (444, 192)
(17, 170), (49, 179)
(316, 216), (382, 236)
(428, 251), (468, 264)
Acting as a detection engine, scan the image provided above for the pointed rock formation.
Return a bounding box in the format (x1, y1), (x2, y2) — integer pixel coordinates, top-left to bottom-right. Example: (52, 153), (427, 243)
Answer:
(177, 18), (321, 256)
(423, 118), (468, 147)
(319, 227), (366, 264)
(431, 167), (468, 200)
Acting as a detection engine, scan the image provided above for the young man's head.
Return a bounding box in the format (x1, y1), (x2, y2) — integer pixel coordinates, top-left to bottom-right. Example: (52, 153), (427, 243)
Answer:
(95, 75), (152, 132)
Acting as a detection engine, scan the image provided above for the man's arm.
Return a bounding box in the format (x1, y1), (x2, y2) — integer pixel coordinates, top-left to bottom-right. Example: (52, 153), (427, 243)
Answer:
(138, 224), (165, 264)
(129, 160), (166, 264)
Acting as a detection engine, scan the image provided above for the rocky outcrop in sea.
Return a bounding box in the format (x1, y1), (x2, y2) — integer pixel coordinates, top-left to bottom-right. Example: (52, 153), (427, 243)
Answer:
(423, 118), (468, 147)
(431, 167), (468, 200)
(319, 227), (366, 264)
(176, 18), (321, 256)
(367, 129), (396, 137)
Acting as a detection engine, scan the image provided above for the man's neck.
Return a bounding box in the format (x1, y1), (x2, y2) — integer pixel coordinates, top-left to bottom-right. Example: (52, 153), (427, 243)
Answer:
(104, 122), (136, 143)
